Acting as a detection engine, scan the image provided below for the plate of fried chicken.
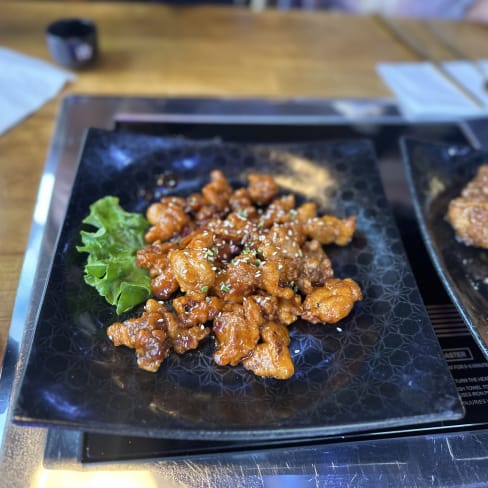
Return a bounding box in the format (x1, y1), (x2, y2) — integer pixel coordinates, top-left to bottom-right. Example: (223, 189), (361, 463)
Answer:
(13, 129), (463, 441)
(402, 137), (488, 360)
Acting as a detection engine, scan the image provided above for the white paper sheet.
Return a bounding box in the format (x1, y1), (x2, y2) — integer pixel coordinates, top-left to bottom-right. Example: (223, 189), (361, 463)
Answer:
(377, 60), (488, 119)
(0, 47), (76, 135)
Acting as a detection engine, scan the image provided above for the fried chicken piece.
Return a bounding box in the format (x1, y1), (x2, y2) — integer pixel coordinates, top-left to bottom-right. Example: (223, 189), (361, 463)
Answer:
(448, 201), (488, 248)
(145, 196), (190, 243)
(171, 324), (211, 355)
(297, 239), (334, 294)
(247, 173), (280, 206)
(150, 271), (180, 301)
(162, 308), (211, 355)
(213, 297), (262, 366)
(107, 299), (171, 372)
(202, 169), (234, 212)
(461, 165), (488, 201)
(252, 295), (277, 319)
(207, 212), (252, 243)
(296, 202), (317, 222)
(185, 192), (206, 214)
(260, 194), (296, 228)
(168, 231), (216, 294)
(187, 171), (236, 223)
(301, 278), (362, 324)
(265, 222), (306, 258)
(252, 295), (301, 326)
(228, 188), (259, 220)
(242, 321), (294, 380)
(304, 215), (355, 246)
(137, 242), (179, 299)
(447, 165), (488, 249)
(172, 295), (224, 328)
(258, 261), (295, 300)
(229, 187), (252, 210)
(107, 298), (214, 370)
(276, 295), (303, 326)
(214, 259), (257, 301)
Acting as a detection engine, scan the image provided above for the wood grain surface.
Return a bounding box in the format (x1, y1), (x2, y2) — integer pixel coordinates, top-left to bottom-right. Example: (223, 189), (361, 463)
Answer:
(1, 1), (487, 358)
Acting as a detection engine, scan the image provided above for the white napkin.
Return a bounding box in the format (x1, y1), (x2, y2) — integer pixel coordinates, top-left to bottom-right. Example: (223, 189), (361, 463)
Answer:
(377, 60), (488, 119)
(0, 47), (76, 135)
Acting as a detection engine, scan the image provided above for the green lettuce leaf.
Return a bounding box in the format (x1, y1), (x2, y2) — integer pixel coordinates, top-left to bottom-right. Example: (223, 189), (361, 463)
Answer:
(77, 196), (151, 314)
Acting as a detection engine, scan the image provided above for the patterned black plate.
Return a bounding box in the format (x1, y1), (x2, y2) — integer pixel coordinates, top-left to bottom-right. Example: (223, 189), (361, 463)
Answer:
(13, 129), (463, 440)
(402, 137), (488, 360)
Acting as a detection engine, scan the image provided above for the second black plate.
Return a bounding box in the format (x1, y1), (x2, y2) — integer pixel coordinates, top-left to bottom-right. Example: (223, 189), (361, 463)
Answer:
(402, 137), (488, 359)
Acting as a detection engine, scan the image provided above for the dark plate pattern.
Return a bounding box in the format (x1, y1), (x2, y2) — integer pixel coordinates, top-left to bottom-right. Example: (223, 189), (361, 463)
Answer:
(13, 129), (463, 440)
(402, 137), (488, 359)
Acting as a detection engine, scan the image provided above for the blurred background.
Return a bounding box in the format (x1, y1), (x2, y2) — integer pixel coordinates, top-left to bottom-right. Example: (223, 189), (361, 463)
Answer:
(48, 0), (488, 23)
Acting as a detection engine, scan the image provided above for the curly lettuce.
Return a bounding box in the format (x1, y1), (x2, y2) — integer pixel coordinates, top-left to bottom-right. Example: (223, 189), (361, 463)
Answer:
(77, 196), (151, 314)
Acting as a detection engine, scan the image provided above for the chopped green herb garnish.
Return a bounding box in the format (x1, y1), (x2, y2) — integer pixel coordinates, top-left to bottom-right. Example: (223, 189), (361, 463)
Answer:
(220, 282), (230, 293)
(204, 248), (215, 262)
(237, 209), (248, 219)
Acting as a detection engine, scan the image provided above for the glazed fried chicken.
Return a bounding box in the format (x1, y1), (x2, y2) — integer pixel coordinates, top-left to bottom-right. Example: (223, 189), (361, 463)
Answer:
(107, 171), (362, 379)
(107, 299), (172, 372)
(242, 321), (294, 380)
(213, 298), (262, 366)
(301, 278), (363, 324)
(447, 165), (488, 249)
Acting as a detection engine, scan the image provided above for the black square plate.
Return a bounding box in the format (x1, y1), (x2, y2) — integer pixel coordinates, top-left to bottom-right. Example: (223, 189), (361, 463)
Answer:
(402, 137), (488, 360)
(13, 129), (463, 441)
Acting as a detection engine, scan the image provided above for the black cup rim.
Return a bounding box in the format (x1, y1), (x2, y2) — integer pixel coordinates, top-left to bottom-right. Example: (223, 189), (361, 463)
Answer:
(46, 18), (97, 39)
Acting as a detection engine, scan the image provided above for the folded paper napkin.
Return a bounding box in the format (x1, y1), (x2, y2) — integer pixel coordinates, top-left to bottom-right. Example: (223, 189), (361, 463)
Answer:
(0, 47), (75, 135)
(377, 60), (488, 119)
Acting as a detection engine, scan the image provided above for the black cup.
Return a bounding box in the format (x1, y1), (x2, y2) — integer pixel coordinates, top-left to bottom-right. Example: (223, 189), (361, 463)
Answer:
(46, 18), (98, 69)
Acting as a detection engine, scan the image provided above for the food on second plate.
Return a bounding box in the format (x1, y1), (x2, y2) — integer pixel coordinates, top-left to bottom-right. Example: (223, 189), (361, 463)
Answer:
(91, 170), (361, 379)
(447, 165), (488, 249)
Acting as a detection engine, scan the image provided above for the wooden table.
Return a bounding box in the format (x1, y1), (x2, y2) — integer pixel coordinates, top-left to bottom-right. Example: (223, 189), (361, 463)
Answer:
(1, 1), (487, 358)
